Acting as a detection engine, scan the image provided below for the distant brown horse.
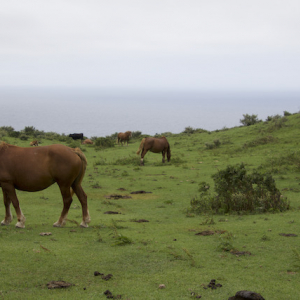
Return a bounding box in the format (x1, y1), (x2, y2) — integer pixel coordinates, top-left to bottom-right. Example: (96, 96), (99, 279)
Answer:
(117, 131), (132, 146)
(82, 138), (93, 145)
(136, 136), (171, 166)
(30, 140), (39, 146)
(0, 142), (90, 228)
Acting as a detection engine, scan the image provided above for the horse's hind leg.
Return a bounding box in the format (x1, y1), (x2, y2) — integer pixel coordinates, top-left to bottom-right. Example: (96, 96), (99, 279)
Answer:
(1, 189), (12, 226)
(72, 184), (90, 228)
(53, 185), (73, 227)
(1, 183), (25, 228)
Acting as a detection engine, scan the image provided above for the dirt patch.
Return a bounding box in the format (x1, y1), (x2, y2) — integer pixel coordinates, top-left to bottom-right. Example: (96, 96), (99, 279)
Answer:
(117, 188), (126, 191)
(47, 281), (73, 289)
(132, 219), (149, 223)
(279, 233), (298, 237)
(203, 279), (222, 290)
(94, 272), (113, 281)
(104, 194), (132, 199)
(195, 230), (226, 236)
(230, 250), (252, 256)
(104, 211), (120, 214)
(104, 194), (131, 200)
(130, 190), (152, 194)
(104, 289), (122, 299)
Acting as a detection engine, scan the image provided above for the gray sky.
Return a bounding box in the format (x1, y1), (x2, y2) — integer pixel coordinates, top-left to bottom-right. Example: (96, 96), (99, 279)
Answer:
(1, 0), (300, 91)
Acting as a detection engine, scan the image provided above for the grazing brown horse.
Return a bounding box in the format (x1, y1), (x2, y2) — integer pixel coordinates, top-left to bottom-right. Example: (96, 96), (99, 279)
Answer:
(82, 138), (93, 145)
(30, 140), (39, 146)
(117, 131), (132, 146)
(0, 142), (90, 228)
(136, 136), (171, 166)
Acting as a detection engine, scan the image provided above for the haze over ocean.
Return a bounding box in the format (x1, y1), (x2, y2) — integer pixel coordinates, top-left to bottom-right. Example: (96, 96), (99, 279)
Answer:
(1, 88), (299, 138)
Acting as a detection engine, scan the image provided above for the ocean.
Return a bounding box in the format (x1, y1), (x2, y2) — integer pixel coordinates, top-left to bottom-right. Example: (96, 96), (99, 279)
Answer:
(1, 88), (299, 138)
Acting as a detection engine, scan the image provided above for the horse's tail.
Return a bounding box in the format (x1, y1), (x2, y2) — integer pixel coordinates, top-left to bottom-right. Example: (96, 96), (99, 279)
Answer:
(70, 147), (87, 196)
(136, 138), (146, 155)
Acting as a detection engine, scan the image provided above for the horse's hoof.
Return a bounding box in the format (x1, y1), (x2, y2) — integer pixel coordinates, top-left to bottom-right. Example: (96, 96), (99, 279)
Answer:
(53, 222), (62, 227)
(1, 218), (12, 226)
(15, 222), (25, 228)
(80, 222), (89, 228)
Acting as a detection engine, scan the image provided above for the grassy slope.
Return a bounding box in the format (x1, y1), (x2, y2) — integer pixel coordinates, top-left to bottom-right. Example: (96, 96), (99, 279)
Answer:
(0, 114), (300, 299)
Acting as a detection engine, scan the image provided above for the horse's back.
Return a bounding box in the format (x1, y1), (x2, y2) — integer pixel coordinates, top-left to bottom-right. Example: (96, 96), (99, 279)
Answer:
(145, 137), (169, 153)
(0, 144), (82, 192)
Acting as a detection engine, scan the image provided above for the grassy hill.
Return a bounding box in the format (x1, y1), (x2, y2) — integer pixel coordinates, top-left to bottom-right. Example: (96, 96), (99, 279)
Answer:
(0, 113), (300, 299)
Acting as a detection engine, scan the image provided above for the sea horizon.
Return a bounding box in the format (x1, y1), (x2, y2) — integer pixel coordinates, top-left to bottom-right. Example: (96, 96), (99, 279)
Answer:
(1, 87), (300, 138)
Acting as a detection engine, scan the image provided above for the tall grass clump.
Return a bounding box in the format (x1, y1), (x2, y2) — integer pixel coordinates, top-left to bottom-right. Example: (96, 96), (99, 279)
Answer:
(113, 155), (141, 166)
(189, 163), (289, 214)
(264, 151), (300, 172)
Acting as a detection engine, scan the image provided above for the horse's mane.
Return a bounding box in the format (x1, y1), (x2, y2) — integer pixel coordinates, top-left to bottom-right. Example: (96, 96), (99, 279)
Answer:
(0, 141), (10, 150)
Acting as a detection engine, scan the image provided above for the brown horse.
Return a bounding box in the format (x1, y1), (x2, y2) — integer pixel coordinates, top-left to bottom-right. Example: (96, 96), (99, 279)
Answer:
(30, 140), (39, 146)
(136, 136), (171, 166)
(117, 131), (132, 146)
(82, 138), (93, 145)
(0, 142), (90, 228)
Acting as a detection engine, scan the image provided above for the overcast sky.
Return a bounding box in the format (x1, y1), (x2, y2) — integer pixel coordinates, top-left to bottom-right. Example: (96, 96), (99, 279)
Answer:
(1, 0), (300, 91)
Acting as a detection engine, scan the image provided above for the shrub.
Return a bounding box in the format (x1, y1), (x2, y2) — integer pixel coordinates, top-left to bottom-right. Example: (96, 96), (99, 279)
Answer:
(205, 139), (221, 149)
(182, 126), (196, 134)
(0, 126), (20, 138)
(94, 137), (115, 148)
(189, 163), (289, 214)
(131, 131), (142, 139)
(240, 114), (261, 126)
(283, 111), (292, 116)
(266, 114), (282, 122)
(19, 134), (29, 141)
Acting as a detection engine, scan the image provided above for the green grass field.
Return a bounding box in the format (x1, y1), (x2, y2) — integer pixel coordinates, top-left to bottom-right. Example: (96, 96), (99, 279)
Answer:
(0, 113), (300, 299)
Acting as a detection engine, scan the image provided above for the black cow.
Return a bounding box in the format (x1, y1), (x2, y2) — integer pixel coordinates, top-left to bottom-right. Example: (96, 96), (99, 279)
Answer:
(69, 133), (84, 140)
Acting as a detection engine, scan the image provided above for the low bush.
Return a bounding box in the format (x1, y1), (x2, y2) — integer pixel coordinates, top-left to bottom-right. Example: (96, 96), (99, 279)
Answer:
(240, 114), (262, 126)
(94, 137), (115, 148)
(189, 163), (289, 214)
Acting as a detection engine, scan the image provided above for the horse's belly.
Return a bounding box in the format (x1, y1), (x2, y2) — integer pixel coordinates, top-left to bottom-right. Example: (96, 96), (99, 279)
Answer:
(14, 176), (55, 192)
(150, 149), (163, 153)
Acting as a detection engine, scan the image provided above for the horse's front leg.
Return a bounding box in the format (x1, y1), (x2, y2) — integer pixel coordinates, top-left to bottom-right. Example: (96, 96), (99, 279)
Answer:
(162, 150), (166, 163)
(1, 183), (26, 228)
(54, 185), (73, 227)
(140, 149), (147, 166)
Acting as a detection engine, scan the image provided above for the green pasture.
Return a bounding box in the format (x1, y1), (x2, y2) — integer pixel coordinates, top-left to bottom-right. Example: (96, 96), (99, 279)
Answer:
(0, 113), (300, 299)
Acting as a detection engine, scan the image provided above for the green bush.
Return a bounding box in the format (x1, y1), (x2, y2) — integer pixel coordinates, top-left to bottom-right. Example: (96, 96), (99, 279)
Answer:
(240, 114), (261, 126)
(205, 139), (221, 149)
(94, 137), (115, 148)
(131, 131), (142, 139)
(19, 134), (29, 141)
(189, 163), (289, 214)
